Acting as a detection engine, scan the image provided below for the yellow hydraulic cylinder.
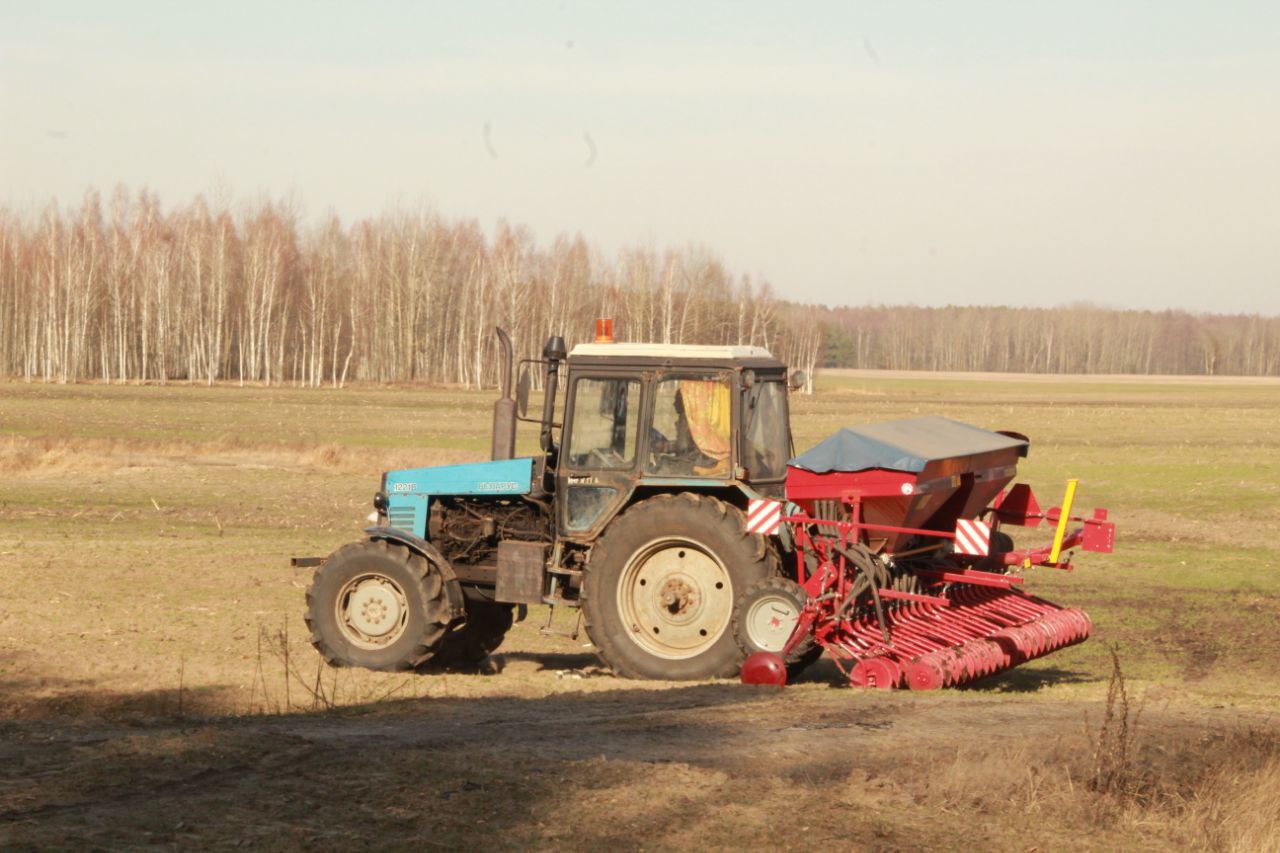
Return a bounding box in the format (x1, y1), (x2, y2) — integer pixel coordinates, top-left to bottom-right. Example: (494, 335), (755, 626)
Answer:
(1048, 478), (1079, 565)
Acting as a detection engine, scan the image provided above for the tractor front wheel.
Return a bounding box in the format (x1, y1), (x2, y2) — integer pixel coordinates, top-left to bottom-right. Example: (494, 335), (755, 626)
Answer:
(305, 540), (453, 671)
(582, 493), (776, 680)
(426, 599), (515, 670)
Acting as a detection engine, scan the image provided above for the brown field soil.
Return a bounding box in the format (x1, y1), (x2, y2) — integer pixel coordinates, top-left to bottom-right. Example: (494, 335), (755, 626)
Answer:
(1, 374), (1278, 849)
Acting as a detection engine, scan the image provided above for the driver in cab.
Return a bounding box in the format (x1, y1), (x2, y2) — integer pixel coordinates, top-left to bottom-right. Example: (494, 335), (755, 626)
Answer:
(649, 379), (731, 478)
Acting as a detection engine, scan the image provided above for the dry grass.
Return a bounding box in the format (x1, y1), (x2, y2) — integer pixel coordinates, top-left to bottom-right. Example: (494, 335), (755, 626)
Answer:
(2, 376), (1280, 849)
(904, 719), (1280, 851)
(888, 651), (1278, 849)
(0, 433), (478, 478)
(1089, 645), (1144, 798)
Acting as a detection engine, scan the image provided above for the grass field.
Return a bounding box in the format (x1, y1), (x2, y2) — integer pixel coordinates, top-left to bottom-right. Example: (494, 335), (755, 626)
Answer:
(2, 374), (1278, 849)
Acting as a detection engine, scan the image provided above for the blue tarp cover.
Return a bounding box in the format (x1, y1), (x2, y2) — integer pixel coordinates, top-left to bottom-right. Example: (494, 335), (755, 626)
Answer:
(788, 416), (1028, 474)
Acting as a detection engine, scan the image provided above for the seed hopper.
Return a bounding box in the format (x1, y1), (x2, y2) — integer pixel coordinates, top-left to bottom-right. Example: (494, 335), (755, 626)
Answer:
(740, 417), (1115, 689)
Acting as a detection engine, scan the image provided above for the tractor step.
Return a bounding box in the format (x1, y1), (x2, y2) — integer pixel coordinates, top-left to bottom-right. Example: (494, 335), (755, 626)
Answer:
(538, 605), (583, 640)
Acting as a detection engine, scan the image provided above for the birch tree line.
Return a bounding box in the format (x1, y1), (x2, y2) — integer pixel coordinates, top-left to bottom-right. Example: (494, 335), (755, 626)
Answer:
(821, 304), (1280, 376)
(0, 188), (822, 388)
(2, 187), (1275, 387)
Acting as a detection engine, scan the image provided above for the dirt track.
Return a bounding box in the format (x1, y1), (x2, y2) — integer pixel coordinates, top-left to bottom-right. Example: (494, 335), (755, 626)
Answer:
(2, 650), (1275, 850)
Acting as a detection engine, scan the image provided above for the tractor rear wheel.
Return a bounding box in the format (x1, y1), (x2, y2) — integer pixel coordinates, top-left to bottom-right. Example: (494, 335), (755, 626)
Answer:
(427, 599), (515, 670)
(305, 540), (452, 671)
(582, 493), (776, 680)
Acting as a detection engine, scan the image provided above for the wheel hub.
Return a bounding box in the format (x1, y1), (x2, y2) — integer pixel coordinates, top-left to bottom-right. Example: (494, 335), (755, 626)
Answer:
(618, 539), (732, 660)
(745, 593), (801, 653)
(659, 577), (699, 615)
(338, 574), (408, 648)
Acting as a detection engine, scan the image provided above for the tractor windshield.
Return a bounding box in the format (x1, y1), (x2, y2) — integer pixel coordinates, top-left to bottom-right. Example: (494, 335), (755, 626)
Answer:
(742, 380), (790, 481)
(646, 376), (732, 478)
(567, 377), (641, 469)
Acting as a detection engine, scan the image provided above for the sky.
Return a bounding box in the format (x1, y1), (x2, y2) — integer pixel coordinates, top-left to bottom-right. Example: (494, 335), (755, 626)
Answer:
(2, 1), (1278, 314)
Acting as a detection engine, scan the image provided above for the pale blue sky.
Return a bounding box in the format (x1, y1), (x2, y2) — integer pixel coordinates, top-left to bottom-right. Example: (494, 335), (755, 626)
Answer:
(2, 2), (1278, 313)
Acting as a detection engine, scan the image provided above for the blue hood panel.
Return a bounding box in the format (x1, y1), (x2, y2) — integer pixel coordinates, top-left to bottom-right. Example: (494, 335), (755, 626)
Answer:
(384, 457), (535, 497)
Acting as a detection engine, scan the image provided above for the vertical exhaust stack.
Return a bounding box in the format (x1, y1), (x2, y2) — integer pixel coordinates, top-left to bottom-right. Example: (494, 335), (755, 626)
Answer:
(491, 328), (517, 460)
(540, 334), (567, 453)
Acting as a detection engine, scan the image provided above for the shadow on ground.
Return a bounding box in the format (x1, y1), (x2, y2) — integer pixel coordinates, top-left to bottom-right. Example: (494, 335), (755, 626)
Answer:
(2, 651), (1276, 849)
(963, 665), (1100, 693)
(491, 650), (602, 672)
(0, 679), (906, 848)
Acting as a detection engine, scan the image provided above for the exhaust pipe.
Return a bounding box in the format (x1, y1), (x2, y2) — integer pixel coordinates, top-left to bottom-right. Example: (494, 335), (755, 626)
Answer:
(540, 334), (567, 453)
(491, 327), (517, 460)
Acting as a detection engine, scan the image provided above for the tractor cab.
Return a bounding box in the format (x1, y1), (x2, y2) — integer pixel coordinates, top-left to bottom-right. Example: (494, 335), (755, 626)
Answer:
(548, 342), (795, 539)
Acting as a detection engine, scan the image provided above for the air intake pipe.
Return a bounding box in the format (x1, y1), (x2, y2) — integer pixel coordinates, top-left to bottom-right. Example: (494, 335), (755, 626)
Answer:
(541, 334), (567, 453)
(491, 327), (517, 460)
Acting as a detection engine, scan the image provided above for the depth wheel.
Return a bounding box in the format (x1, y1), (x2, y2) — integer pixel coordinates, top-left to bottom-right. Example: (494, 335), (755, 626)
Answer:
(582, 493), (776, 680)
(305, 540), (452, 671)
(733, 576), (806, 655)
(732, 576), (819, 676)
(976, 531), (1016, 573)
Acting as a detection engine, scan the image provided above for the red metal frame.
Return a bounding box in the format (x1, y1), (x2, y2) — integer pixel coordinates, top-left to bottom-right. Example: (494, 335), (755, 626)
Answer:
(757, 478), (1114, 690)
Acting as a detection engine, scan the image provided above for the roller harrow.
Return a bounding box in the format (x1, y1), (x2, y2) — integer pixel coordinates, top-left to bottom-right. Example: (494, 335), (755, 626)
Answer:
(832, 587), (1091, 690)
(739, 417), (1115, 690)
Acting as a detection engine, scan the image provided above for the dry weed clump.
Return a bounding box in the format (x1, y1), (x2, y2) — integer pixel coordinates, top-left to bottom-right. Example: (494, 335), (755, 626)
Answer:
(1088, 645), (1145, 798)
(0, 435), (121, 475)
(1082, 650), (1280, 850)
(0, 433), (482, 478)
(247, 623), (423, 715)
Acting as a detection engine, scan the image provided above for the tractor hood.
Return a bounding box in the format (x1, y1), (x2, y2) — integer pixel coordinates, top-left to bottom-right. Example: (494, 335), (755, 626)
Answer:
(383, 457), (535, 497)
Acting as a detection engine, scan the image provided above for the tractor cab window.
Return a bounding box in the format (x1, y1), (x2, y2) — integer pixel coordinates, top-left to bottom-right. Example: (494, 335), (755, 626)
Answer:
(742, 380), (790, 481)
(646, 376), (732, 478)
(567, 377), (640, 469)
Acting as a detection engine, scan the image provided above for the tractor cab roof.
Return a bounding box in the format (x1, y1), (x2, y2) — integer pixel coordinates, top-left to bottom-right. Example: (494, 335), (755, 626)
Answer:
(567, 342), (784, 371)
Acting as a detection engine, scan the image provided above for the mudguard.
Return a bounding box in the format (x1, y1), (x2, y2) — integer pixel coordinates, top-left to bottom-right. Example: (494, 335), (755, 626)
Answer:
(363, 526), (467, 620)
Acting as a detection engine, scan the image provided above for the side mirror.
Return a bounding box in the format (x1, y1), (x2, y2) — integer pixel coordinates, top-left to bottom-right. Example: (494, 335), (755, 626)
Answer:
(788, 370), (806, 391)
(516, 366), (531, 417)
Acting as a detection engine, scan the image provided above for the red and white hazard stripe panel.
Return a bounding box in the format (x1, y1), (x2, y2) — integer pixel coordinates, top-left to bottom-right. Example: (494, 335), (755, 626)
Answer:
(746, 499), (783, 536)
(953, 518), (991, 556)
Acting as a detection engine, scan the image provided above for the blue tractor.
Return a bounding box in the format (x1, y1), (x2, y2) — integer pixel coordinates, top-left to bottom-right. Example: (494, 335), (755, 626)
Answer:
(303, 328), (801, 679)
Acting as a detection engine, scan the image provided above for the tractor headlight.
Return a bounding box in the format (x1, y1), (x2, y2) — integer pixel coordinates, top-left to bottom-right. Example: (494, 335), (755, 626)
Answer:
(373, 491), (388, 512)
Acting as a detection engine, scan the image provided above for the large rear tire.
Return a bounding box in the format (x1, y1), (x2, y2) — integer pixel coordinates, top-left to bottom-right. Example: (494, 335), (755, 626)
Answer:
(305, 540), (452, 671)
(582, 493), (776, 680)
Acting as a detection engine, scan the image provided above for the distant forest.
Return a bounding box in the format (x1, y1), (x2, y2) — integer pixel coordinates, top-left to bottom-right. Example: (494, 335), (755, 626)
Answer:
(1, 188), (1276, 388)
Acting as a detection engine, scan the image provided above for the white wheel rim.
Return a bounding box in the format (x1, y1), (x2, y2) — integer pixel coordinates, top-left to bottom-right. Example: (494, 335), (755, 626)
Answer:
(617, 537), (733, 661)
(744, 592), (801, 653)
(337, 573), (409, 650)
